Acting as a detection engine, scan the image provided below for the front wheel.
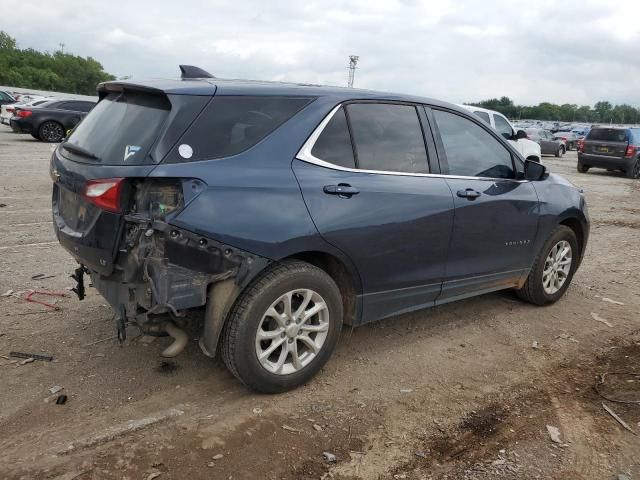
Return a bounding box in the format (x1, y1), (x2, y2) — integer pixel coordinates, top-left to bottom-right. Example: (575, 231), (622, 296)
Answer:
(555, 146), (565, 158)
(516, 226), (579, 306)
(221, 260), (343, 393)
(577, 163), (590, 173)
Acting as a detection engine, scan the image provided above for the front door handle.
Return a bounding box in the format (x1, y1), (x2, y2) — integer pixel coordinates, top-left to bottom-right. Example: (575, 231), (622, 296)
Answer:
(323, 184), (360, 197)
(456, 188), (481, 200)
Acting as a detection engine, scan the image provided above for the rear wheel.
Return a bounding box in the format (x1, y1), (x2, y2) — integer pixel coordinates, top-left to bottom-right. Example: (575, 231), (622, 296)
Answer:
(221, 260), (343, 393)
(516, 226), (578, 306)
(38, 121), (65, 143)
(626, 159), (640, 179)
(577, 163), (590, 173)
(555, 146), (565, 158)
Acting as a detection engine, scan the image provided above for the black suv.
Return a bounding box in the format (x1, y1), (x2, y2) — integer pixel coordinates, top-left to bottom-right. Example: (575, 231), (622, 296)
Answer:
(578, 127), (640, 179)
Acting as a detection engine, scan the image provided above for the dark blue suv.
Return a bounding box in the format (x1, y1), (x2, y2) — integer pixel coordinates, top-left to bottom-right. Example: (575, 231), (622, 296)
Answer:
(51, 66), (589, 392)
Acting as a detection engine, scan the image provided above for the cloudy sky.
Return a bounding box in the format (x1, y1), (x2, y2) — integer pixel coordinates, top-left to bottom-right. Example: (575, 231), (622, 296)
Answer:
(4, 0), (640, 106)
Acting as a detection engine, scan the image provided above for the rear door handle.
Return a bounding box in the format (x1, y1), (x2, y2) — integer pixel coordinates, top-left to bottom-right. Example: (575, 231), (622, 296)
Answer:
(456, 188), (481, 200)
(323, 184), (360, 197)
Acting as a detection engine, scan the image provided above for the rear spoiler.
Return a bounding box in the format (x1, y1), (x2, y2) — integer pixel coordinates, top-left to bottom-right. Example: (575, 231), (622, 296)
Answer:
(97, 82), (166, 100)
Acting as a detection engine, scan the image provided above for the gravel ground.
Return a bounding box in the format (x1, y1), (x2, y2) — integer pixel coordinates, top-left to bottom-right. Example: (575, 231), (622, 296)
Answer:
(0, 126), (639, 480)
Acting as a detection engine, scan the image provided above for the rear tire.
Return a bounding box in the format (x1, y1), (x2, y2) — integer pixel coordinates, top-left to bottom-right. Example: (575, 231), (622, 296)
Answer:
(555, 146), (565, 158)
(38, 121), (65, 143)
(516, 226), (578, 306)
(626, 159), (640, 179)
(221, 260), (343, 393)
(577, 163), (590, 173)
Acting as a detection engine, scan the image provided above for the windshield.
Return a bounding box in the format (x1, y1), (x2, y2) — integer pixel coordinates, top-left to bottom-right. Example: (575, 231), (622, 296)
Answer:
(63, 91), (170, 165)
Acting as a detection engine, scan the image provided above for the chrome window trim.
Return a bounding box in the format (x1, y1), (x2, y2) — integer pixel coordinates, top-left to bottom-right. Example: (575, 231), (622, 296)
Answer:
(296, 103), (529, 183)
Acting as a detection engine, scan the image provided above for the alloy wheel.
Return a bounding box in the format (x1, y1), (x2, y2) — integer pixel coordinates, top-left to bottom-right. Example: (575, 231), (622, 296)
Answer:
(40, 122), (64, 142)
(255, 289), (330, 375)
(542, 240), (572, 294)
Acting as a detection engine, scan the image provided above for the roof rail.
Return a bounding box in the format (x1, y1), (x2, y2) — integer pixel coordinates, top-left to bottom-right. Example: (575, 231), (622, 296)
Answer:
(179, 65), (215, 79)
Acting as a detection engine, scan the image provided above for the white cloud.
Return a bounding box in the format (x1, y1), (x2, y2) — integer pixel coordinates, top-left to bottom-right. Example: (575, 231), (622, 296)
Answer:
(4, 0), (640, 106)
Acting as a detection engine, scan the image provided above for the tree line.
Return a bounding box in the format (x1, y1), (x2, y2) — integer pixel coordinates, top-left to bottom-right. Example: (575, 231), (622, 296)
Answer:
(0, 31), (114, 96)
(468, 96), (640, 125)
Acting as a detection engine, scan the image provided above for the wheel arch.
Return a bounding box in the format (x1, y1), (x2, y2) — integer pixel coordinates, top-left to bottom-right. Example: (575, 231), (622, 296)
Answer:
(283, 250), (362, 326)
(559, 216), (586, 258)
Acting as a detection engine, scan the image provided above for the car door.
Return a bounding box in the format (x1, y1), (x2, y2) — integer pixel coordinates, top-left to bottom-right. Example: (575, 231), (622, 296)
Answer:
(429, 108), (539, 303)
(539, 130), (556, 154)
(293, 102), (455, 324)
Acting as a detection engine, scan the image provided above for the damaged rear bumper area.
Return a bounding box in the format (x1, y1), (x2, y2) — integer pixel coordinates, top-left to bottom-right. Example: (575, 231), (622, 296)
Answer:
(74, 217), (268, 357)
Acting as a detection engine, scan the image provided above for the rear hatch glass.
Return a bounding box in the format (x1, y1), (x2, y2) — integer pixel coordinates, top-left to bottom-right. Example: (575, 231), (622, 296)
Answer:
(61, 92), (170, 165)
(584, 128), (628, 157)
(586, 128), (627, 142)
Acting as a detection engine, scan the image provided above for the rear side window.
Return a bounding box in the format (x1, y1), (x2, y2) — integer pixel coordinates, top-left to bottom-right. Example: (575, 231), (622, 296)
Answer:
(311, 107), (355, 168)
(434, 110), (515, 179)
(63, 92), (170, 165)
(176, 96), (313, 162)
(346, 103), (429, 173)
(474, 111), (491, 124)
(493, 114), (513, 139)
(586, 128), (628, 142)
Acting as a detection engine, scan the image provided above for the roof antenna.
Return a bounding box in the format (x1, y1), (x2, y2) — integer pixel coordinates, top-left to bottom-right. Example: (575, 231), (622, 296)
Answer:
(179, 65), (215, 79)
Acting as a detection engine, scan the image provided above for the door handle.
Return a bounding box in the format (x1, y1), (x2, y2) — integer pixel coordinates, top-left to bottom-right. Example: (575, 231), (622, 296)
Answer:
(323, 184), (360, 197)
(456, 188), (481, 200)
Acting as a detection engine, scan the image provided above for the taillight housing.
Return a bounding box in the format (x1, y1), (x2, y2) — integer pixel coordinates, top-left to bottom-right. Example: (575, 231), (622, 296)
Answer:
(578, 140), (584, 153)
(17, 109), (32, 118)
(7, 107), (14, 112)
(84, 178), (125, 213)
(625, 145), (636, 158)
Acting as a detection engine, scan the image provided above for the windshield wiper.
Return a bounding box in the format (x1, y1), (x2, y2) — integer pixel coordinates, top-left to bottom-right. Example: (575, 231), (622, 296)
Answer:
(62, 142), (100, 161)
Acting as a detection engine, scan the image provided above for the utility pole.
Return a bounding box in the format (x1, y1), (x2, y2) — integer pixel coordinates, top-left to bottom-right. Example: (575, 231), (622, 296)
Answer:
(347, 55), (359, 88)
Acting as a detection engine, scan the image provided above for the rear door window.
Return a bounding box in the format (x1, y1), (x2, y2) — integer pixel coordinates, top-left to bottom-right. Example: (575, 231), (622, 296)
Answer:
(433, 109), (515, 179)
(346, 103), (429, 173)
(587, 128), (628, 142)
(311, 107), (355, 168)
(493, 114), (513, 139)
(174, 96), (313, 162)
(474, 111), (491, 124)
(62, 91), (171, 165)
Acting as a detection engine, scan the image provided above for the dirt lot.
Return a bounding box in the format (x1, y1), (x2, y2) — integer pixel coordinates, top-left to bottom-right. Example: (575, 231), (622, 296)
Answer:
(1, 126), (639, 480)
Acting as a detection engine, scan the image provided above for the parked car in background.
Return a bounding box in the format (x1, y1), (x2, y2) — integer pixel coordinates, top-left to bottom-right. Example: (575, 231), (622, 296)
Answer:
(578, 127), (640, 178)
(10, 99), (96, 142)
(460, 105), (541, 162)
(1, 97), (50, 125)
(0, 90), (16, 106)
(525, 128), (566, 157)
(50, 67), (589, 392)
(552, 130), (578, 150)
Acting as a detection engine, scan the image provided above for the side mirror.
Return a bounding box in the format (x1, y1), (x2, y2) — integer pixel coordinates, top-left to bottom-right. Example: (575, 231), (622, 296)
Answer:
(524, 159), (547, 181)
(515, 129), (527, 140)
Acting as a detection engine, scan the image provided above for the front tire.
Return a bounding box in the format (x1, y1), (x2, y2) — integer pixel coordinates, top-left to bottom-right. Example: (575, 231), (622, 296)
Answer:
(38, 121), (65, 143)
(555, 146), (565, 158)
(221, 260), (343, 393)
(516, 226), (578, 306)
